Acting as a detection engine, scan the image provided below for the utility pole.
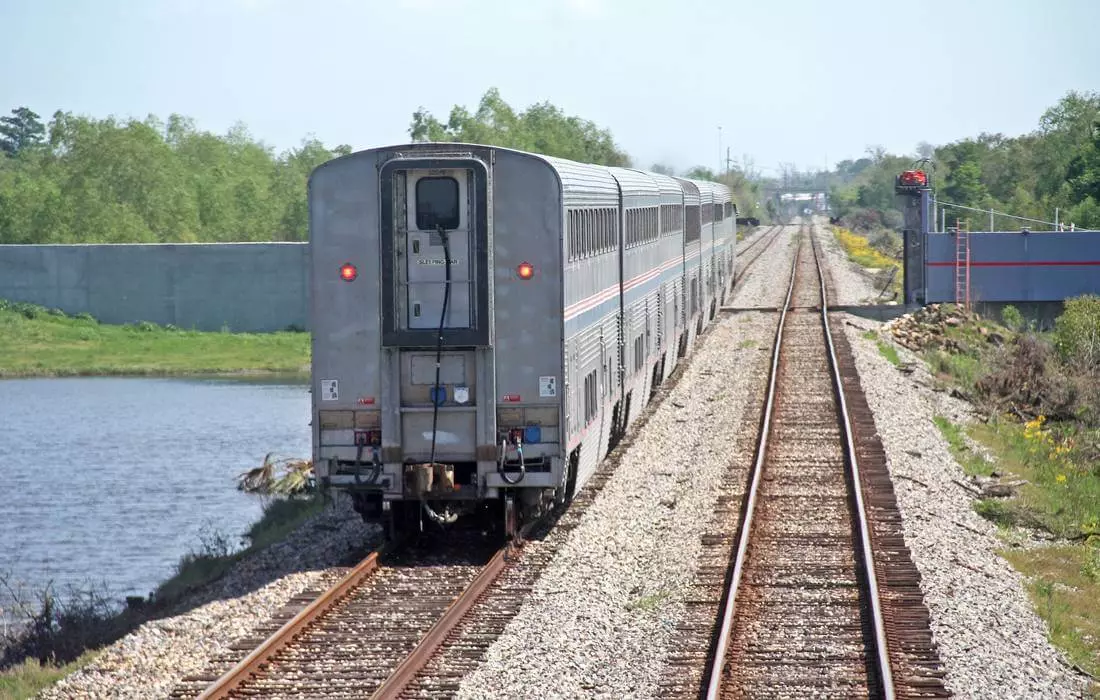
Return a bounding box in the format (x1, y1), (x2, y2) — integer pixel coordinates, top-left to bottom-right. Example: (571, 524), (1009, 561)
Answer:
(717, 126), (723, 178)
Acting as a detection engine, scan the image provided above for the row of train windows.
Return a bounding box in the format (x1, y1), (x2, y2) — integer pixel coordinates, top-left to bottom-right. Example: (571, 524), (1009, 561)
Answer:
(701, 201), (737, 226)
(624, 207), (659, 248)
(568, 202), (735, 260)
(567, 208), (618, 261)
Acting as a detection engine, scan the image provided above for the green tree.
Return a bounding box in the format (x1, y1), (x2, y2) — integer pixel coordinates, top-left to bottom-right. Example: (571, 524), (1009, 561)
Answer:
(0, 107), (46, 157)
(409, 88), (631, 167)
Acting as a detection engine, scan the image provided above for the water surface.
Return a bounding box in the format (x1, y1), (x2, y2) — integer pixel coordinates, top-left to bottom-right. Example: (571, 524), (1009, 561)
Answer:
(0, 376), (310, 615)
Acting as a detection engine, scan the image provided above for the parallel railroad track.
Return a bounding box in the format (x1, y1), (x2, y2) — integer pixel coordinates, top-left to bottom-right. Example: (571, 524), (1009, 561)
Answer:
(173, 277), (718, 700)
(659, 221), (949, 699)
(733, 223), (785, 284)
(170, 530), (504, 699)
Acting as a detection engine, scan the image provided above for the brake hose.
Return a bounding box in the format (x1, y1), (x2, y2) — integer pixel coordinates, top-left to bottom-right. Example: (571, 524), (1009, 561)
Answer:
(498, 436), (526, 485)
(427, 223), (451, 471)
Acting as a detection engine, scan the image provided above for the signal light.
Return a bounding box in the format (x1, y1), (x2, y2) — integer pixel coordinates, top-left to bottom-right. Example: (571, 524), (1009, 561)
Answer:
(340, 262), (358, 281)
(517, 262), (534, 280)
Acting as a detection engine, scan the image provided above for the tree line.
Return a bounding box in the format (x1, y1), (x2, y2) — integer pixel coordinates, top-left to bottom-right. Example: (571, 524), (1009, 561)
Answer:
(0, 88), (770, 245)
(14, 88), (1092, 245)
(823, 91), (1100, 234)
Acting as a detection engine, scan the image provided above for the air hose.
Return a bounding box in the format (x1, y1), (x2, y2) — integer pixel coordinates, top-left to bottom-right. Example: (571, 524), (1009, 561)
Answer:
(498, 436), (526, 485)
(427, 223), (451, 472)
(422, 224), (458, 526)
(352, 444), (382, 486)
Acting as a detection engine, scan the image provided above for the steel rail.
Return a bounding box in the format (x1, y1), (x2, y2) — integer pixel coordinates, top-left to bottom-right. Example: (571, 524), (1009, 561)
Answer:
(703, 224), (800, 698)
(734, 224), (785, 279)
(703, 220), (897, 698)
(810, 223), (896, 698)
(198, 549), (384, 700)
(369, 545), (509, 699)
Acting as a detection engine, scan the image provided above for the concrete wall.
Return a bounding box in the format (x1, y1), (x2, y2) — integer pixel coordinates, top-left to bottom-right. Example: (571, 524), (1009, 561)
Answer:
(0, 243), (309, 332)
(924, 231), (1100, 304)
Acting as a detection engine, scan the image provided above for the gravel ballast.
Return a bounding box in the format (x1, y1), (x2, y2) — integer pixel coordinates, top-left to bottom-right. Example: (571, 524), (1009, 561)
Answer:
(456, 227), (802, 698)
(457, 312), (778, 699)
(814, 221), (888, 304)
(729, 224), (799, 307)
(38, 499), (378, 700)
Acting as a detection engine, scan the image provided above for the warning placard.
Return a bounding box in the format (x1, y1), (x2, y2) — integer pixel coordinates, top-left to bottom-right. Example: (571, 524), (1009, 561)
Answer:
(539, 376), (557, 398)
(321, 379), (339, 401)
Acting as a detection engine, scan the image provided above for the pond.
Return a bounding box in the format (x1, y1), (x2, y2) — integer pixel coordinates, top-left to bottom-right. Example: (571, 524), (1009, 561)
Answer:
(0, 376), (311, 618)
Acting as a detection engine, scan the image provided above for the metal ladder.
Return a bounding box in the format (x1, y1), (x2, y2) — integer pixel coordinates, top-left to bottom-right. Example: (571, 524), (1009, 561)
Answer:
(954, 218), (970, 310)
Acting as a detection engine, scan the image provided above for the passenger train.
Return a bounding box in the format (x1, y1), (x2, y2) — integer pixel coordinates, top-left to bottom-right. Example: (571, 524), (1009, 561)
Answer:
(308, 142), (736, 539)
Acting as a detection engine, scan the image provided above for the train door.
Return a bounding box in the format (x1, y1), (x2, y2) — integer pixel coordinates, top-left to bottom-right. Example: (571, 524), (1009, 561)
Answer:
(401, 170), (473, 330)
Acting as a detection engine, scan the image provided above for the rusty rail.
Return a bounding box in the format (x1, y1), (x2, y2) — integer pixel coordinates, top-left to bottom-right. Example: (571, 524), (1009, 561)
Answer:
(197, 549), (383, 699)
(369, 546), (509, 699)
(703, 220), (896, 698)
(812, 223), (896, 698)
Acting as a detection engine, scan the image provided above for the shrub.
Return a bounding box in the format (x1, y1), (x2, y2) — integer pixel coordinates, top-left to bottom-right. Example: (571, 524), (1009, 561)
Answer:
(1054, 295), (1100, 368)
(974, 334), (1078, 420)
(1001, 304), (1024, 332)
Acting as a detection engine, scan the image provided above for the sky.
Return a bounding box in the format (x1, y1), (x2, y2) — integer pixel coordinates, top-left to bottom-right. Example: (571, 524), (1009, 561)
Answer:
(2, 0), (1098, 175)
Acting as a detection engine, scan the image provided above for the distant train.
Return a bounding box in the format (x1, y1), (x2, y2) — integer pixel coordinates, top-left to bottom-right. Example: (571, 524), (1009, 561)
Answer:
(307, 143), (736, 539)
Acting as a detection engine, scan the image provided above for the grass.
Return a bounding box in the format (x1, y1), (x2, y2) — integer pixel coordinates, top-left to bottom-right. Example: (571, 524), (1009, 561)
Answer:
(1002, 545), (1100, 689)
(932, 414), (995, 477)
(0, 651), (99, 700)
(0, 495), (324, 696)
(966, 419), (1100, 540)
(861, 329), (902, 367)
(0, 300), (309, 378)
(831, 226), (903, 299)
(153, 496), (323, 603)
(625, 590), (669, 613)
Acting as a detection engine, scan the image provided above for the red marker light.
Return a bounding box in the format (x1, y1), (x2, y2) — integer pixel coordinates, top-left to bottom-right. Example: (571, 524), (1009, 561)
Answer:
(517, 262), (534, 280)
(340, 262), (358, 281)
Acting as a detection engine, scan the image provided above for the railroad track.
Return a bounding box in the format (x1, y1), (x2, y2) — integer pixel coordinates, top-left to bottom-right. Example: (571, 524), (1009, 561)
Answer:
(171, 530), (505, 699)
(733, 223), (785, 283)
(173, 292), (712, 700)
(659, 221), (949, 699)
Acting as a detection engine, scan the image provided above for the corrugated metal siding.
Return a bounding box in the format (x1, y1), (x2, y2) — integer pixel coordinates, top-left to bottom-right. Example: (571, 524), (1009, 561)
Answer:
(692, 179), (716, 206)
(543, 155), (619, 209)
(649, 172), (685, 206)
(611, 168), (661, 209)
(673, 177), (701, 206)
(712, 183), (731, 204)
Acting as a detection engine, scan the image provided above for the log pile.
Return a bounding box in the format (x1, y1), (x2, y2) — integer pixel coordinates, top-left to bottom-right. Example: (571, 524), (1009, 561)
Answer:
(882, 304), (1005, 352)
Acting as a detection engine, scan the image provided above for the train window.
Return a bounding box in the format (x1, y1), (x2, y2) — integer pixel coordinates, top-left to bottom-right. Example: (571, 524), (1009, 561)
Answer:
(568, 210), (576, 261)
(598, 209), (607, 252)
(415, 177), (460, 231)
(583, 370), (597, 424)
(686, 205), (701, 243)
(585, 210), (592, 255)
